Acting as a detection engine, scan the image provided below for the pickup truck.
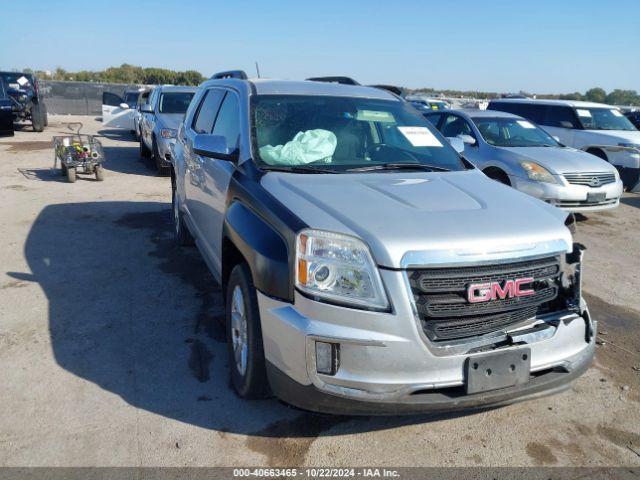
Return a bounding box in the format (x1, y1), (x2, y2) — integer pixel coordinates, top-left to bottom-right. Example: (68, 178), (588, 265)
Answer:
(171, 72), (595, 414)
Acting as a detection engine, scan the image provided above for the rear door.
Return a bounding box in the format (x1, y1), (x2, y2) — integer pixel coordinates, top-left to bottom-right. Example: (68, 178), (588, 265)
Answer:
(102, 91), (135, 129)
(200, 90), (240, 270)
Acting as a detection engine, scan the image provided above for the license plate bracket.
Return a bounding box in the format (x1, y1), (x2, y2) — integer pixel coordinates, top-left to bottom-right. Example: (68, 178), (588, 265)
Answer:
(587, 191), (606, 203)
(465, 348), (531, 394)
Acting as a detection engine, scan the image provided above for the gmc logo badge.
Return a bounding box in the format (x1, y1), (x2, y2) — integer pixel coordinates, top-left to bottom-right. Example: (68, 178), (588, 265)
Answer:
(467, 277), (535, 303)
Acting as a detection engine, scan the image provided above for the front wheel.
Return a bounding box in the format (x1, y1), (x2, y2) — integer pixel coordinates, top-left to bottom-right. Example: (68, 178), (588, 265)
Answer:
(31, 104), (45, 132)
(226, 264), (270, 399)
(66, 167), (77, 183)
(95, 164), (105, 181)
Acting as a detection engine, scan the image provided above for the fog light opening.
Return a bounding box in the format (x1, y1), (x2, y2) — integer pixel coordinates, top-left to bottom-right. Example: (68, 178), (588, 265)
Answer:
(315, 341), (340, 376)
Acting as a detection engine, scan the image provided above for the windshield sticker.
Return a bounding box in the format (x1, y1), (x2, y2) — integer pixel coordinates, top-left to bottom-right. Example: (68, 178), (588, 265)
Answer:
(611, 109), (623, 117)
(576, 109), (592, 117)
(398, 126), (443, 147)
(516, 120), (535, 129)
(16, 76), (29, 87)
(356, 110), (395, 123)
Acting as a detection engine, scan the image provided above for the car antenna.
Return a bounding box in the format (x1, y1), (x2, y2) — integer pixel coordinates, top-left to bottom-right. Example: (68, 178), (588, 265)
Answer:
(255, 61), (261, 78)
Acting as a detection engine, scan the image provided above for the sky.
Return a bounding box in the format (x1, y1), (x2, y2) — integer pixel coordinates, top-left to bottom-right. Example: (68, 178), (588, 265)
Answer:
(0, 0), (638, 93)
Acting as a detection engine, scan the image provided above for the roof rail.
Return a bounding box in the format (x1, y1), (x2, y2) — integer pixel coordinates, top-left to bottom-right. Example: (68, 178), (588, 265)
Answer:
(210, 70), (248, 80)
(368, 84), (404, 97)
(306, 76), (360, 86)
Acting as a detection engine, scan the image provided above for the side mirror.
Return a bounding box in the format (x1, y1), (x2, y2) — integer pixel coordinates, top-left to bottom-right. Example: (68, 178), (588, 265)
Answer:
(193, 134), (238, 161)
(141, 105), (153, 113)
(447, 137), (465, 153)
(458, 134), (477, 146)
(552, 136), (561, 142)
(559, 121), (574, 129)
(119, 102), (130, 109)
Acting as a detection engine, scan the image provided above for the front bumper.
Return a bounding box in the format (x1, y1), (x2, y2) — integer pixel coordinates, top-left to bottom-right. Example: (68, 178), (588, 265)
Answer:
(258, 268), (596, 415)
(510, 175), (623, 212)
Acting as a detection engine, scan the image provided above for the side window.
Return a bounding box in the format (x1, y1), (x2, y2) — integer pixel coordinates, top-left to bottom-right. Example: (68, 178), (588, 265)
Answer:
(102, 92), (123, 107)
(543, 106), (579, 129)
(192, 89), (225, 134)
(146, 89), (157, 109)
(211, 92), (240, 150)
(490, 103), (546, 124)
(440, 114), (475, 139)
(424, 113), (443, 127)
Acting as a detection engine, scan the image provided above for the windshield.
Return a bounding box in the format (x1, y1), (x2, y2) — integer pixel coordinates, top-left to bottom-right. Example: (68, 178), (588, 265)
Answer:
(472, 117), (559, 147)
(123, 92), (140, 108)
(575, 108), (637, 131)
(0, 72), (33, 89)
(253, 95), (464, 172)
(158, 92), (194, 114)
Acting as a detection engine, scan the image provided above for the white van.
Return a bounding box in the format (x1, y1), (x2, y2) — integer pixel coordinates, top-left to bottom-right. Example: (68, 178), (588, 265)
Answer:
(488, 99), (640, 191)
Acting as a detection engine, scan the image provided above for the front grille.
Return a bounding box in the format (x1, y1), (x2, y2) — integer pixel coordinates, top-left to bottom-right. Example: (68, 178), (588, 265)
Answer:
(562, 172), (616, 187)
(408, 256), (561, 342)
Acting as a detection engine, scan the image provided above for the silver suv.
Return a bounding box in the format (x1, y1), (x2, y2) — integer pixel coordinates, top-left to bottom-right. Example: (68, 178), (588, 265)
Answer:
(171, 71), (595, 414)
(139, 85), (196, 174)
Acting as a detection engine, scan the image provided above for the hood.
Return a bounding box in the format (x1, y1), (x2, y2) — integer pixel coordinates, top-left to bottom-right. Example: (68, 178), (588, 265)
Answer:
(498, 146), (617, 174)
(261, 170), (571, 269)
(583, 129), (640, 145)
(156, 114), (184, 130)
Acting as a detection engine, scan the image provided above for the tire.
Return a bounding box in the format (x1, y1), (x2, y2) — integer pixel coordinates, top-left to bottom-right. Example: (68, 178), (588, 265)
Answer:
(226, 263), (270, 399)
(95, 164), (105, 181)
(61, 163), (67, 175)
(172, 179), (194, 246)
(587, 148), (608, 162)
(139, 136), (151, 159)
(66, 167), (77, 183)
(484, 168), (511, 186)
(152, 136), (170, 176)
(31, 104), (45, 132)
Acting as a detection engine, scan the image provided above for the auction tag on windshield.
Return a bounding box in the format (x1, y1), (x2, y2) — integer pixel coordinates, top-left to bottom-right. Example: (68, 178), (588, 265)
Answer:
(16, 76), (29, 87)
(611, 109), (623, 117)
(398, 126), (443, 147)
(577, 109), (592, 117)
(516, 120), (535, 129)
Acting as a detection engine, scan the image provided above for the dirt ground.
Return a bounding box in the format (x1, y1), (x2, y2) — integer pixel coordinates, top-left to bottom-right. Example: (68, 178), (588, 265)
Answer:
(0, 116), (639, 468)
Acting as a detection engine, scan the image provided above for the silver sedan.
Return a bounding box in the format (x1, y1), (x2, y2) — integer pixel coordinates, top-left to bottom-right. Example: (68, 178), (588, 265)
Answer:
(425, 109), (624, 212)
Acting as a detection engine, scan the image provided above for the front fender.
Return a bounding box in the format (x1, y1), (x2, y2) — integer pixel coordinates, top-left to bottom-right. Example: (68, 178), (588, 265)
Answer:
(223, 201), (292, 301)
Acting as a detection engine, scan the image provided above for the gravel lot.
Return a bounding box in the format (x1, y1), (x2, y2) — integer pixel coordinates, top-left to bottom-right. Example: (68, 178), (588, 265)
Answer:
(0, 116), (639, 468)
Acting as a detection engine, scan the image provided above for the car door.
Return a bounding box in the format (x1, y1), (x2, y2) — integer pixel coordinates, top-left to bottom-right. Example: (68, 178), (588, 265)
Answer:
(201, 90), (241, 271)
(182, 88), (226, 257)
(141, 89), (158, 148)
(101, 91), (135, 129)
(541, 105), (579, 147)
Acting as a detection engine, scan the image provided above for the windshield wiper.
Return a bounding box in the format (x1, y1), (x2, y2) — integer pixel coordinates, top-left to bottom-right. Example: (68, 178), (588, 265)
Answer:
(347, 162), (450, 173)
(260, 165), (337, 174)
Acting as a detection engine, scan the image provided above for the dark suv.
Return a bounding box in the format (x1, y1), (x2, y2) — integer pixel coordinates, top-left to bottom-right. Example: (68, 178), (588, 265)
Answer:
(0, 71), (48, 132)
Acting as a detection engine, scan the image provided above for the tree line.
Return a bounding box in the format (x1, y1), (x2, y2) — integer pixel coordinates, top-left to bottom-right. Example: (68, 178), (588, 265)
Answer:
(25, 64), (205, 86)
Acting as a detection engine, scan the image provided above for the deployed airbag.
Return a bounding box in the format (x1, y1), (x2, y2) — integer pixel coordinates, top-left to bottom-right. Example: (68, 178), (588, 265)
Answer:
(260, 129), (337, 165)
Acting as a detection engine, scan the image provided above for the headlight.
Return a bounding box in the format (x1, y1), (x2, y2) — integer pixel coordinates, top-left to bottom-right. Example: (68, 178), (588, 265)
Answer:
(160, 128), (177, 139)
(295, 229), (389, 310)
(520, 161), (557, 184)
